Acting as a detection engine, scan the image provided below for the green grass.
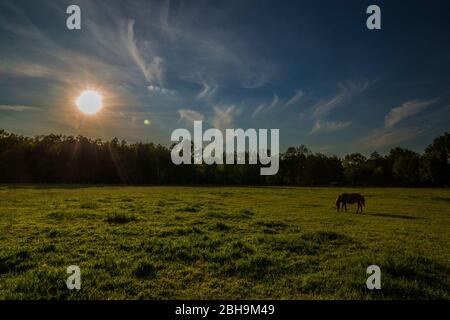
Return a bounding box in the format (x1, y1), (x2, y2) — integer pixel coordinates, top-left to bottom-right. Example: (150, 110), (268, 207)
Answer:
(0, 185), (449, 299)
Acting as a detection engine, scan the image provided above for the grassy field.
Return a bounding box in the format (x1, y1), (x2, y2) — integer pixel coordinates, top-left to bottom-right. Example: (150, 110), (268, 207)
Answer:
(0, 185), (449, 300)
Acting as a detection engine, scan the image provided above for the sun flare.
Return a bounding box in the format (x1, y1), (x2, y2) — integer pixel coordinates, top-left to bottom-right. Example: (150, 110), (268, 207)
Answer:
(76, 90), (103, 115)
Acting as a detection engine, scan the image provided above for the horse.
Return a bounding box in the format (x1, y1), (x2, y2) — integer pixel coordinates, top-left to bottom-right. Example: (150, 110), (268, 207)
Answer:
(335, 193), (365, 213)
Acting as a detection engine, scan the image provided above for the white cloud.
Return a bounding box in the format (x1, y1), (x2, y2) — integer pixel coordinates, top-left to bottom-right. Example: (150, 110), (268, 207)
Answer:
(197, 80), (217, 99)
(0, 62), (50, 78)
(250, 94), (279, 118)
(147, 85), (160, 92)
(266, 94), (279, 112)
(358, 98), (437, 151)
(239, 60), (277, 89)
(359, 127), (426, 150)
(211, 105), (237, 131)
(384, 99), (436, 128)
(147, 85), (174, 95)
(178, 109), (204, 123)
(309, 119), (351, 134)
(122, 20), (163, 84)
(311, 81), (370, 119)
(282, 89), (304, 109)
(0, 105), (39, 112)
(251, 103), (266, 119)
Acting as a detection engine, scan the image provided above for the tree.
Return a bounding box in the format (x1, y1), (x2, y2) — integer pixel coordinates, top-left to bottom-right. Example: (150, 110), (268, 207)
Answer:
(0, 129), (448, 187)
(388, 148), (420, 186)
(366, 151), (388, 185)
(342, 153), (369, 185)
(420, 132), (450, 186)
(280, 146), (310, 185)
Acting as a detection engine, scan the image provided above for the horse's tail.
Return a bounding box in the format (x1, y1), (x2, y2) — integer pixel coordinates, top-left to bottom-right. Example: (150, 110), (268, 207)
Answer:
(361, 195), (365, 207)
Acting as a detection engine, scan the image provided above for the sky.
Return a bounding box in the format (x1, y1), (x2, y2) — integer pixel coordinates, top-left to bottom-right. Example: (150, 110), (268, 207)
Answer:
(1, 0), (450, 156)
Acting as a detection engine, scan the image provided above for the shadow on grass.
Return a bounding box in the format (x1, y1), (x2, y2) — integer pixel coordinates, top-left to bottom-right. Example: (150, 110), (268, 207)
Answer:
(365, 212), (424, 220)
(105, 212), (137, 224)
(0, 184), (101, 189)
(431, 196), (450, 203)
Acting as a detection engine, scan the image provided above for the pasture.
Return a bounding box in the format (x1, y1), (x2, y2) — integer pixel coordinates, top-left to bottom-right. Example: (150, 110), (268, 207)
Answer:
(0, 186), (449, 299)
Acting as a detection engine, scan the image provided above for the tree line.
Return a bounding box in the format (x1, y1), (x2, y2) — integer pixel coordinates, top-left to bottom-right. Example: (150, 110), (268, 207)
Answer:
(0, 129), (449, 186)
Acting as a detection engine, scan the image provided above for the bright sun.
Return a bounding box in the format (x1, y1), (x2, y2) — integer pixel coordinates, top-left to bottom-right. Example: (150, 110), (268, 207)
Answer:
(76, 90), (103, 115)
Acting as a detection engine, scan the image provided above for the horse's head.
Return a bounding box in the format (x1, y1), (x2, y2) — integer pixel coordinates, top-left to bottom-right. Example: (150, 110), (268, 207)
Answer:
(335, 195), (342, 211)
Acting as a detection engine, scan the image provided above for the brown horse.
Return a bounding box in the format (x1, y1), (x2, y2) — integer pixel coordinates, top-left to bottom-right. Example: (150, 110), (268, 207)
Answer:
(336, 193), (365, 213)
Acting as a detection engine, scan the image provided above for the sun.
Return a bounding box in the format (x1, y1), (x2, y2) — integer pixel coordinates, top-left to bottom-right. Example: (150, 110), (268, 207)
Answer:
(76, 90), (103, 115)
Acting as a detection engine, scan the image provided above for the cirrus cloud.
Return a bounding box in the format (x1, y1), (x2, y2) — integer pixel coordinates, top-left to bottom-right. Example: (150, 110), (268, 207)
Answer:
(178, 109), (204, 123)
(311, 80), (371, 119)
(309, 119), (351, 134)
(384, 99), (437, 128)
(0, 104), (39, 112)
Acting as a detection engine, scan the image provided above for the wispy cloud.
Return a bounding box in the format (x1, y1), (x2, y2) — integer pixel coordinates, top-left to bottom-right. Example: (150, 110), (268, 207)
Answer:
(309, 119), (351, 134)
(0, 105), (39, 112)
(0, 62), (50, 78)
(239, 60), (277, 89)
(384, 99), (436, 128)
(197, 80), (218, 100)
(306, 81), (368, 135)
(251, 103), (266, 119)
(359, 98), (436, 150)
(359, 127), (426, 150)
(178, 109), (204, 123)
(211, 105), (237, 131)
(250, 88), (304, 118)
(311, 81), (370, 119)
(121, 19), (163, 85)
(265, 94), (279, 113)
(282, 89), (304, 109)
(147, 85), (175, 95)
(252, 94), (279, 118)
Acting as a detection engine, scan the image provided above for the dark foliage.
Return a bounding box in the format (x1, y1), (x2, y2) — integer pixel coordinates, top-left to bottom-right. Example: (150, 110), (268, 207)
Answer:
(0, 129), (449, 186)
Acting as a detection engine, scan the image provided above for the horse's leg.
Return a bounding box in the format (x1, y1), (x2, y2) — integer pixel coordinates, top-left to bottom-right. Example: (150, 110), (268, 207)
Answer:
(344, 203), (347, 212)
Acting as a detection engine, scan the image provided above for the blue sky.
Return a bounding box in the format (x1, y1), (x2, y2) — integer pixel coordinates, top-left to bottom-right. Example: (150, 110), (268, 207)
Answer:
(1, 0), (449, 155)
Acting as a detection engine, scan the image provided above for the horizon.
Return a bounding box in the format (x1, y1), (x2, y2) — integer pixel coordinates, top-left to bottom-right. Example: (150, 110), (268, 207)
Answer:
(1, 126), (446, 159)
